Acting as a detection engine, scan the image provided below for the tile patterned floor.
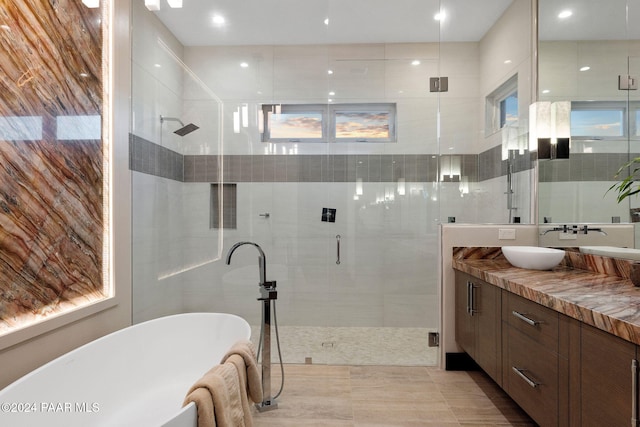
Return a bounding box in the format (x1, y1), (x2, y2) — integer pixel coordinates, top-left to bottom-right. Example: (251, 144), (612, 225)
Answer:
(250, 326), (438, 366)
(252, 365), (537, 426)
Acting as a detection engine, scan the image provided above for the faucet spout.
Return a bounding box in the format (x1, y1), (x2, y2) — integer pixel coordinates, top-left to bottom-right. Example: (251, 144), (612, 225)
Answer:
(226, 241), (267, 286)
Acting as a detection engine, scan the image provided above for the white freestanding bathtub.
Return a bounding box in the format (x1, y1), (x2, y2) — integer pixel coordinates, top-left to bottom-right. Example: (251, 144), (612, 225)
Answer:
(0, 312), (251, 427)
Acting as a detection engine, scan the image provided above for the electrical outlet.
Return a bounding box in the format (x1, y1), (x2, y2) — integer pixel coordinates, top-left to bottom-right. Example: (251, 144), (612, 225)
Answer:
(498, 228), (516, 240)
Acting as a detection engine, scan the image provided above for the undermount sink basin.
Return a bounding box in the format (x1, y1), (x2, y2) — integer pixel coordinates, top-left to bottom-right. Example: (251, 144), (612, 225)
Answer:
(502, 246), (566, 270)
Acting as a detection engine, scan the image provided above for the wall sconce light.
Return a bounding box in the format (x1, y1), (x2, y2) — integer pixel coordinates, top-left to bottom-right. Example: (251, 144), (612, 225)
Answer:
(529, 101), (570, 160)
(440, 155), (461, 182)
(501, 123), (527, 161)
(459, 176), (469, 196)
(551, 101), (571, 159)
(397, 178), (405, 196)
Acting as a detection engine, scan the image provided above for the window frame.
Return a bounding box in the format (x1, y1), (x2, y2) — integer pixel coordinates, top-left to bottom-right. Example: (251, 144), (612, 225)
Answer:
(261, 103), (327, 143)
(570, 101), (628, 140)
(261, 102), (397, 143)
(485, 74), (518, 137)
(329, 103), (397, 143)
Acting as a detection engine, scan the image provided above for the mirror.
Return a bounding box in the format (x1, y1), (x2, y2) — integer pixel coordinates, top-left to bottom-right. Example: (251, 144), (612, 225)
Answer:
(537, 0), (640, 248)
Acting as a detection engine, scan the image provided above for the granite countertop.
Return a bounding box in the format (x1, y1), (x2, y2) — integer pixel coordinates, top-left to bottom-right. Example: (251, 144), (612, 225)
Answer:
(452, 247), (640, 345)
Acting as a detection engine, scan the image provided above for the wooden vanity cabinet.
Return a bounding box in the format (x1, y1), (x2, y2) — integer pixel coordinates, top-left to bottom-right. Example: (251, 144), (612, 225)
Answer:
(575, 324), (637, 427)
(455, 272), (502, 385)
(454, 270), (640, 426)
(502, 292), (566, 427)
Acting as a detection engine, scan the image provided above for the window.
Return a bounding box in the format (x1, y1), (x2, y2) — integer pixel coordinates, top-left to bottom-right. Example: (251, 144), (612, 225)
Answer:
(570, 101), (626, 138)
(485, 74), (518, 136)
(261, 103), (396, 143)
(262, 104), (326, 142)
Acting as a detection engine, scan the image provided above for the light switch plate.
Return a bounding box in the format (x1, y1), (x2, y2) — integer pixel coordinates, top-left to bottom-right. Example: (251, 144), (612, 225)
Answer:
(498, 228), (516, 240)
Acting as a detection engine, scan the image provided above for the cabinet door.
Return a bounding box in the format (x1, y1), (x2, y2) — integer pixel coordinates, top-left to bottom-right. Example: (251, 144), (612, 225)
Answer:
(454, 272), (501, 384)
(475, 281), (501, 383)
(455, 272), (475, 357)
(580, 324), (636, 427)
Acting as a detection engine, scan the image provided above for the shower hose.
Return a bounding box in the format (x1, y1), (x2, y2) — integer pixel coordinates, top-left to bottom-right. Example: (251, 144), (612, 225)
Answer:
(256, 300), (285, 400)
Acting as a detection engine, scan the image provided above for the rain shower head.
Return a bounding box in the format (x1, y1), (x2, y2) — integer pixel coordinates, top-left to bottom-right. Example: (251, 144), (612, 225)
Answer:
(174, 123), (199, 136)
(160, 115), (200, 136)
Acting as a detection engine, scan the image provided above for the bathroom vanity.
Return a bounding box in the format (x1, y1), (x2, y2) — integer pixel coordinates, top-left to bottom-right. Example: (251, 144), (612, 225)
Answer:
(453, 248), (640, 427)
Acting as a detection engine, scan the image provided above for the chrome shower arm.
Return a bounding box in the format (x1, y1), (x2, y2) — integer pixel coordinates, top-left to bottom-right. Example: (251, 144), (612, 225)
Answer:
(160, 115), (184, 126)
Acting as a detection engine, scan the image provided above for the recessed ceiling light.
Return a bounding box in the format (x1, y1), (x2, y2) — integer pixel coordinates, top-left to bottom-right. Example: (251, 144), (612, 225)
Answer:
(434, 11), (446, 21)
(154, 63), (161, 68)
(327, 69), (334, 75)
(504, 59), (512, 64)
(542, 89), (550, 94)
(240, 62), (249, 68)
(411, 60), (421, 66)
(212, 15), (225, 25)
(329, 91), (335, 96)
(580, 66), (591, 71)
(558, 10), (572, 19)
(324, 18), (329, 26)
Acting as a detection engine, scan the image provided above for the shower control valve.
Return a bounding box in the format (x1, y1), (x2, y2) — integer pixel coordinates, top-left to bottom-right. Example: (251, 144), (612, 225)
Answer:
(258, 281), (278, 301)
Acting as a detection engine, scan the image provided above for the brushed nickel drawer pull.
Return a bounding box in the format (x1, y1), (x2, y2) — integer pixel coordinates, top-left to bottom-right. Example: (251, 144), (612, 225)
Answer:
(467, 281), (477, 316)
(512, 367), (539, 388)
(512, 310), (540, 326)
(632, 359), (638, 426)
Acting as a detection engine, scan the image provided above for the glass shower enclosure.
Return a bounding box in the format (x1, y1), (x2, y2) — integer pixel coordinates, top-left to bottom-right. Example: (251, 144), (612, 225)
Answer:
(130, 0), (531, 366)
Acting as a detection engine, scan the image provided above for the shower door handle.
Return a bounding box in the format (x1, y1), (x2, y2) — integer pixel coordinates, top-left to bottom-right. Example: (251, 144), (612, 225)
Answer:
(336, 235), (341, 265)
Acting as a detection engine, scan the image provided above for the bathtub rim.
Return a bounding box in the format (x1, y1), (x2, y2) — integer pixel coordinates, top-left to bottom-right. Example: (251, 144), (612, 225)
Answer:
(0, 311), (251, 394)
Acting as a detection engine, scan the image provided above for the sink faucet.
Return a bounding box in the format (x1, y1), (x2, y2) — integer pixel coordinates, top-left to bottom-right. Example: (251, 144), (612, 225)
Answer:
(226, 241), (267, 286)
(540, 224), (608, 236)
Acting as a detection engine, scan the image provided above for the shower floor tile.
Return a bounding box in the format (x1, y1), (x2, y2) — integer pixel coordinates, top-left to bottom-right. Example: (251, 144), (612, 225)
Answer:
(250, 325), (438, 366)
(252, 365), (536, 427)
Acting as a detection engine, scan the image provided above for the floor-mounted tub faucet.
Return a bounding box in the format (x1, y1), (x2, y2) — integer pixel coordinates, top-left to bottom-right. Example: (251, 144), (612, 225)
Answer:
(225, 241), (280, 412)
(226, 241), (267, 286)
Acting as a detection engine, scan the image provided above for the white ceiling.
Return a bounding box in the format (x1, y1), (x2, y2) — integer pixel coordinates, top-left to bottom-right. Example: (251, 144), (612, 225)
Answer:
(538, 0), (640, 41)
(152, 0), (514, 46)
(150, 0), (640, 47)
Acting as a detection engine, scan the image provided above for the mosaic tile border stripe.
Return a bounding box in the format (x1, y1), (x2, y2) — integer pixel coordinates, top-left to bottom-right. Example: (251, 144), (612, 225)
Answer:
(129, 133), (536, 183)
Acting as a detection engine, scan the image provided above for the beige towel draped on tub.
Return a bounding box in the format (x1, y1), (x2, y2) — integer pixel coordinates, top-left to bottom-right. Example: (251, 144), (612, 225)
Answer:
(183, 340), (262, 427)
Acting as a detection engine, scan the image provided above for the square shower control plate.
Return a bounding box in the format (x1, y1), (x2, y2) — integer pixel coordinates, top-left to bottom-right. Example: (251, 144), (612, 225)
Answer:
(322, 208), (337, 223)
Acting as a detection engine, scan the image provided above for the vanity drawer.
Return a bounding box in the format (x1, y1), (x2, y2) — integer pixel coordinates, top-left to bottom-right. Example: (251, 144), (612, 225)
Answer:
(505, 292), (558, 352)
(505, 325), (559, 426)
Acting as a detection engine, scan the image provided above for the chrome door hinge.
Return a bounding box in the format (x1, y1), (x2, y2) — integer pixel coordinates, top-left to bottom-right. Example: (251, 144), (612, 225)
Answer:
(428, 332), (440, 347)
(430, 77), (449, 92)
(619, 75), (638, 90)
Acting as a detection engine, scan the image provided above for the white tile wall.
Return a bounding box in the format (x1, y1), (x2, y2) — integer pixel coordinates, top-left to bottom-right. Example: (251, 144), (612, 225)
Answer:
(130, 0), (537, 352)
